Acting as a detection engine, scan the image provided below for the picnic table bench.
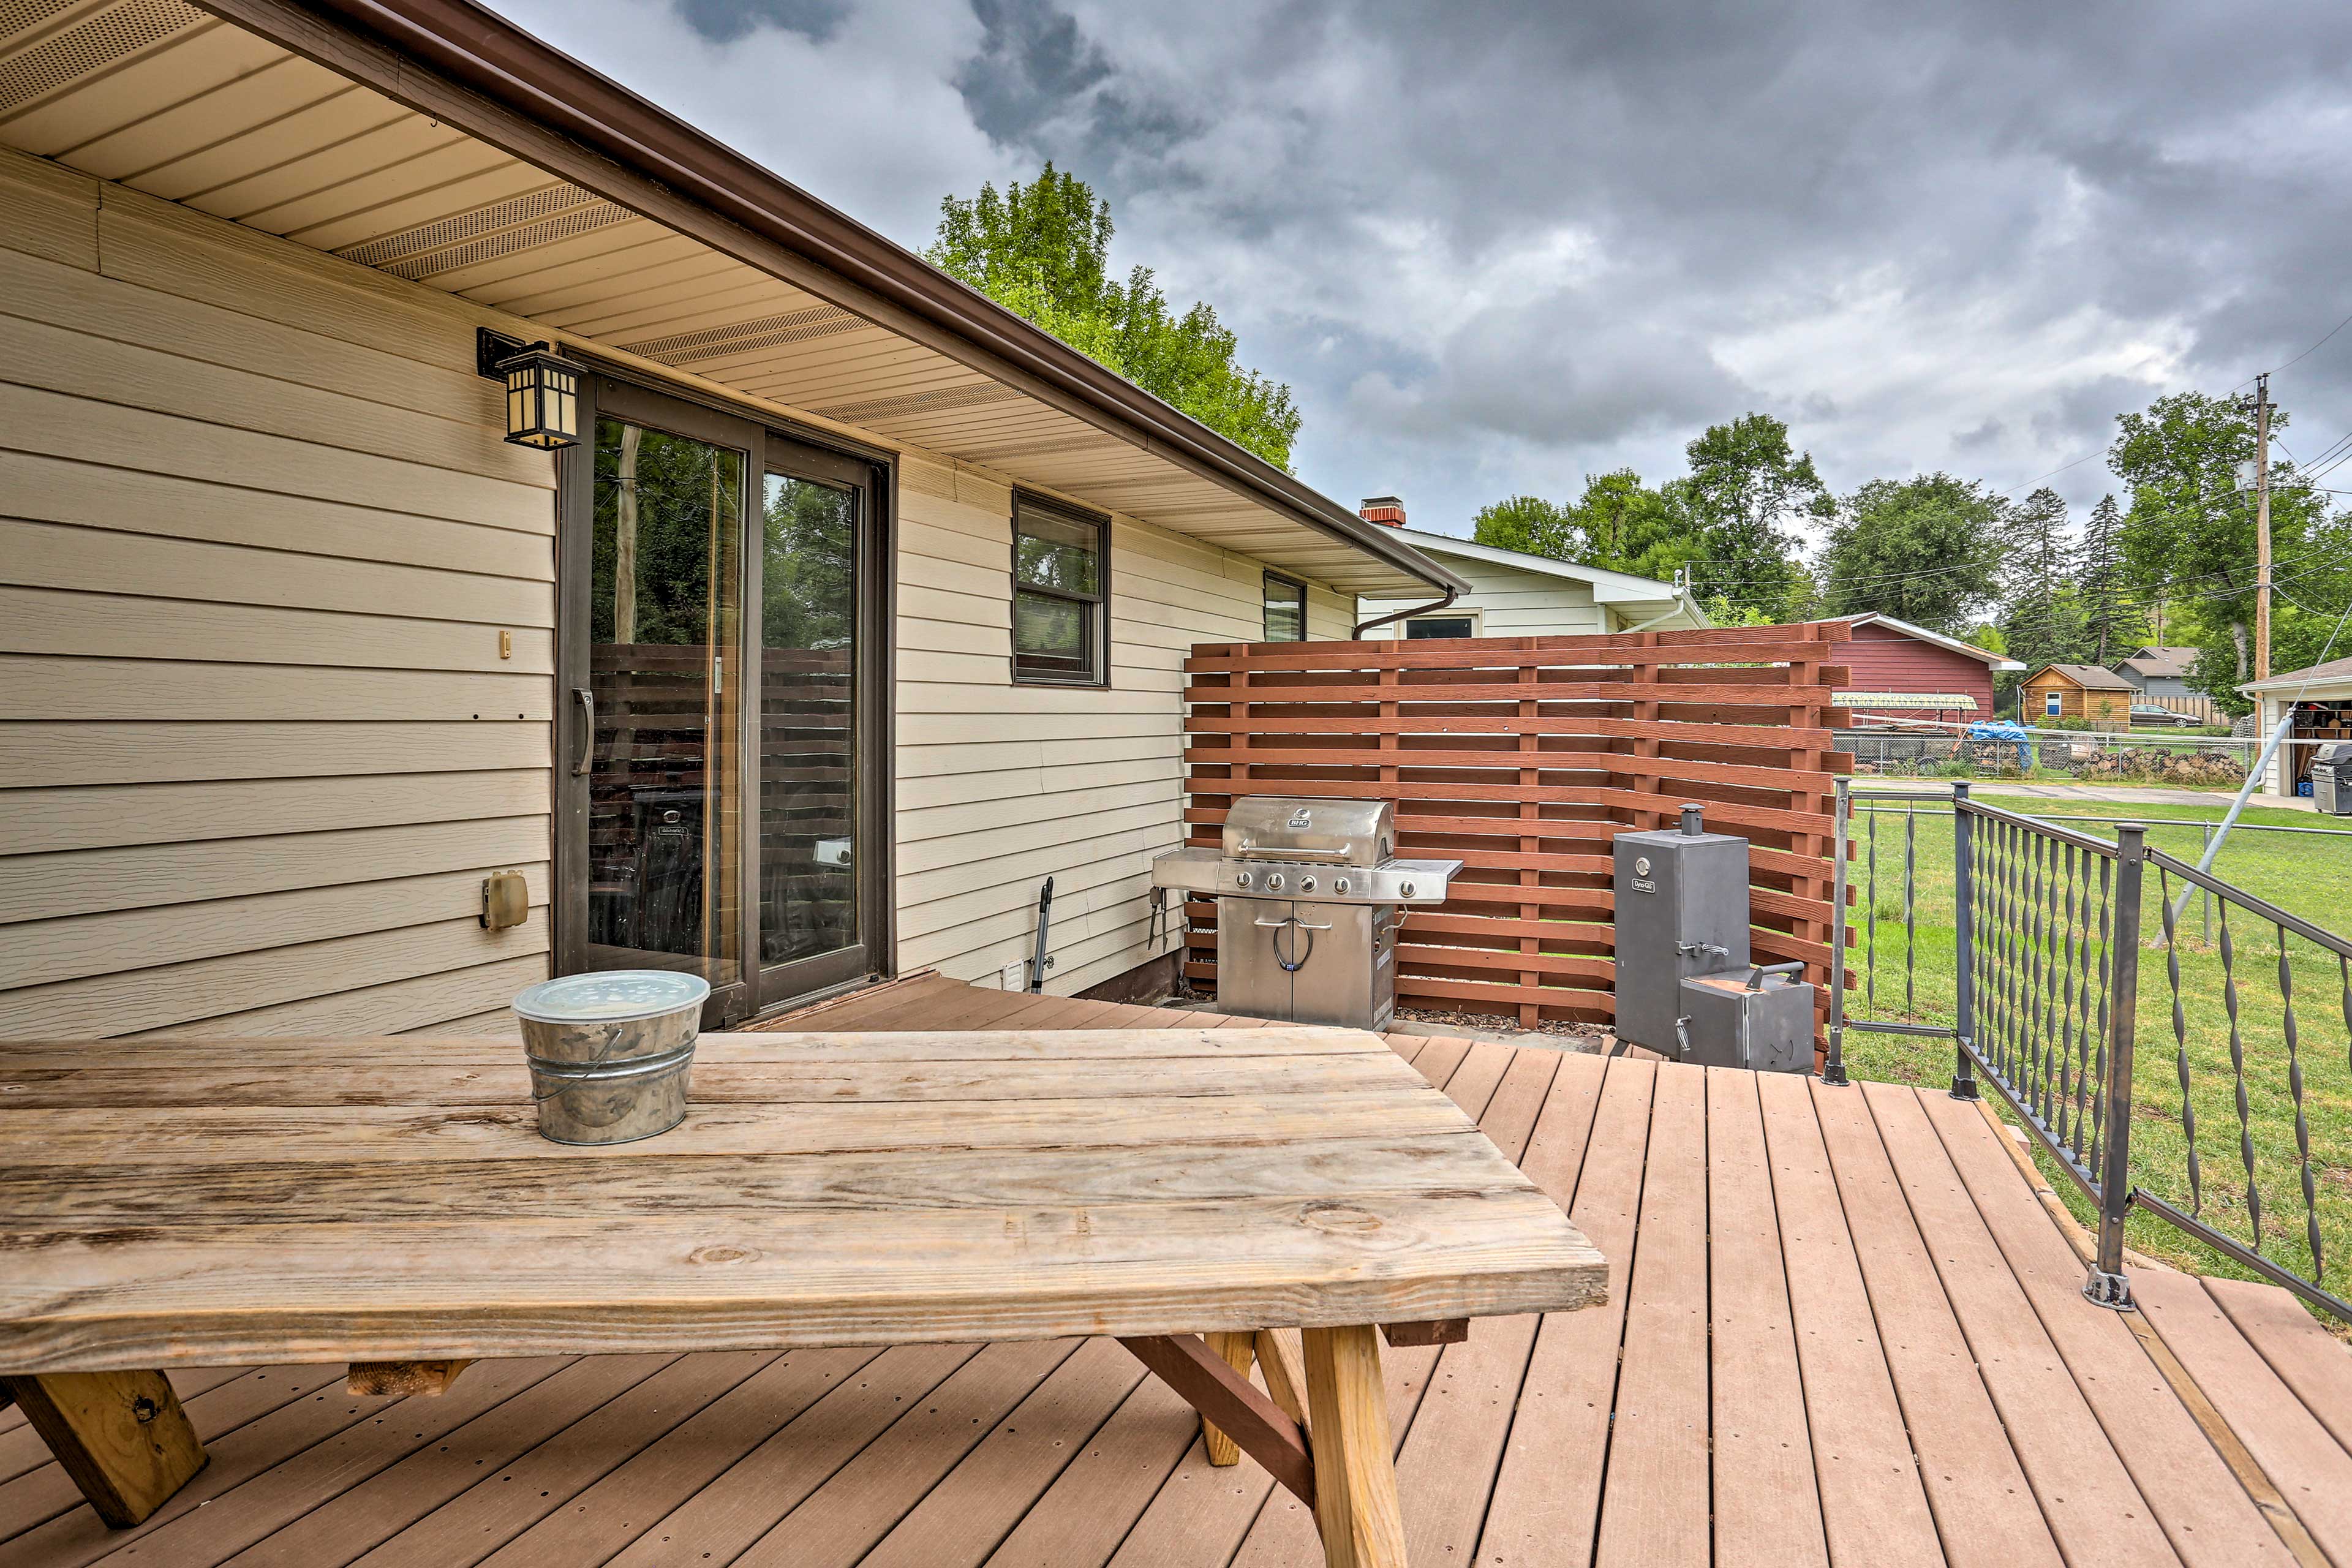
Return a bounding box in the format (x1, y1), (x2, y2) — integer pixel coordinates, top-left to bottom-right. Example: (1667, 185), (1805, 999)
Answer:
(0, 1027), (1605, 1567)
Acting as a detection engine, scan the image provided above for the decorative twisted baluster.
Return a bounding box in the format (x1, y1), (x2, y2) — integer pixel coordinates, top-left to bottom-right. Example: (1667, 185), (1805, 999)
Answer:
(2217, 900), (2263, 1249)
(2279, 928), (2322, 1281)
(2056, 844), (2082, 1148)
(2088, 854), (2114, 1171)
(2157, 867), (2201, 1216)
(2071, 846), (2103, 1159)
(1865, 810), (1877, 1020)
(1904, 805), (1918, 1016)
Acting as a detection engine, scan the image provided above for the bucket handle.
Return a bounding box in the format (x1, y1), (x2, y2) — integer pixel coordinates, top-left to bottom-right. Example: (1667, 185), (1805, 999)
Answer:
(529, 1030), (632, 1101)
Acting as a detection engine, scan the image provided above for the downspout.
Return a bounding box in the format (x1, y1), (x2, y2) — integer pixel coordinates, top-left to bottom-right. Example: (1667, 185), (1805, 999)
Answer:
(1619, 596), (1695, 635)
(1354, 585), (1459, 639)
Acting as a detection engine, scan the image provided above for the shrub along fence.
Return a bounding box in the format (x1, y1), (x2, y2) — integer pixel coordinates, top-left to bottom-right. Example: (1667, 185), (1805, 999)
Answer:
(1178, 622), (1852, 1042)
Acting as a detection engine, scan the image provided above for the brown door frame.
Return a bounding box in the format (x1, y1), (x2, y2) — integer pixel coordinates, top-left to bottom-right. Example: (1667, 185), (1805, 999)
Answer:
(555, 369), (896, 1024)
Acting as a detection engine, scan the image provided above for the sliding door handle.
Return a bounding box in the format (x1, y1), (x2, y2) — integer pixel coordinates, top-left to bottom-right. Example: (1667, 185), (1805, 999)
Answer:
(571, 686), (595, 776)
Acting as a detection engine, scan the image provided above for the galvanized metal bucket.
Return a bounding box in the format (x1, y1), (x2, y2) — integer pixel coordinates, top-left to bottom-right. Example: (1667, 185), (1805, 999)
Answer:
(510, 971), (710, 1145)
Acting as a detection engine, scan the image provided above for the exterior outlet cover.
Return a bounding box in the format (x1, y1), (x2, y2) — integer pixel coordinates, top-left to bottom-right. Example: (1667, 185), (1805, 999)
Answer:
(481, 869), (528, 930)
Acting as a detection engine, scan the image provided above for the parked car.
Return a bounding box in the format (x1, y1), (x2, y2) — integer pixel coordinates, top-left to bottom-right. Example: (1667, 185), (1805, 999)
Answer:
(2130, 704), (2200, 728)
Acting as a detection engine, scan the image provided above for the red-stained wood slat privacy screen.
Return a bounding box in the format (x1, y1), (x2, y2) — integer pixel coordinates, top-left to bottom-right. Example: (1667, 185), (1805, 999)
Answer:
(1179, 622), (1853, 1044)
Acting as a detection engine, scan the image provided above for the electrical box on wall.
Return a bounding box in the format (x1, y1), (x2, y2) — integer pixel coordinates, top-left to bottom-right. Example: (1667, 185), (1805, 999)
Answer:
(481, 869), (528, 930)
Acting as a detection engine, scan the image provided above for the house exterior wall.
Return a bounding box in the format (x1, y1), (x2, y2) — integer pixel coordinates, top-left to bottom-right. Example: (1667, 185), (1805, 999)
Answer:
(2021, 673), (2131, 723)
(0, 148), (1348, 1039)
(1357, 556), (1610, 636)
(1837, 622), (1998, 716)
(0, 149), (560, 1043)
(892, 458), (1351, 997)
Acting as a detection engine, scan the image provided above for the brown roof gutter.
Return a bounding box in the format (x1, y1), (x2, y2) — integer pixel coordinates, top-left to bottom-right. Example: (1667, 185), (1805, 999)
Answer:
(206, 0), (1464, 598)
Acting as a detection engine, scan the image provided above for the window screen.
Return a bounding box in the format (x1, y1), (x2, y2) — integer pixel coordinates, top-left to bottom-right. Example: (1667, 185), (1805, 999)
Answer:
(1263, 575), (1306, 641)
(1012, 499), (1107, 684)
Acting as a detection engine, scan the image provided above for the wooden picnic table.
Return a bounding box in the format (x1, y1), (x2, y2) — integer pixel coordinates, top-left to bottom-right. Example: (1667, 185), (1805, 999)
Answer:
(0, 1026), (1605, 1567)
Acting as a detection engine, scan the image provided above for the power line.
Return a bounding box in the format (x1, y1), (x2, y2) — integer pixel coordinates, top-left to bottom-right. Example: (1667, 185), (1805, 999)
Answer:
(2265, 304), (2352, 382)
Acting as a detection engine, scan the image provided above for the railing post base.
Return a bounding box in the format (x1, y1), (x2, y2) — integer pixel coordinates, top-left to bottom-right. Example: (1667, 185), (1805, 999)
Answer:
(2082, 1268), (2135, 1310)
(1949, 1036), (1980, 1101)
(1822, 1028), (1850, 1087)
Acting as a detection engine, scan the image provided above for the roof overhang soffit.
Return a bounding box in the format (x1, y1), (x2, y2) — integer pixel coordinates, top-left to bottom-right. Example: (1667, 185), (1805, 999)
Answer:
(187, 0), (1461, 598)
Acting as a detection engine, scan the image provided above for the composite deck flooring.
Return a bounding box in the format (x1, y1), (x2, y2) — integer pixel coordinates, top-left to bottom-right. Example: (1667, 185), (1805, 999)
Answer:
(4, 974), (2348, 1567)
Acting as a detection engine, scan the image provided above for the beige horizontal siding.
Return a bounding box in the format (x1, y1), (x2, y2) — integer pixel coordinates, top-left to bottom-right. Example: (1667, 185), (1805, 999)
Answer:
(890, 460), (1347, 996)
(0, 147), (552, 1040)
(0, 137), (1362, 1038)
(1359, 554), (1610, 635)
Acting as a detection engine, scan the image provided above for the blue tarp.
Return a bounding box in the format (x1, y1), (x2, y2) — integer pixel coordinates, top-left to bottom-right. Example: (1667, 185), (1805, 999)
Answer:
(1967, 720), (2034, 767)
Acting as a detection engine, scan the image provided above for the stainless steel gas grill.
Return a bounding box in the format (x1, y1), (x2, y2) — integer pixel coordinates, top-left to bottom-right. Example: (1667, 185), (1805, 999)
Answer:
(1150, 797), (1463, 1030)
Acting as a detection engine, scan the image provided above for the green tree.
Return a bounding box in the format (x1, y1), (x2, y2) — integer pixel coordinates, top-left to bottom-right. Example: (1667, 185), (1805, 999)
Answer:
(2108, 390), (2326, 688)
(1998, 487), (2086, 673)
(1816, 473), (2003, 631)
(2075, 493), (2144, 665)
(1675, 414), (1828, 618)
(1574, 470), (1706, 582)
(927, 163), (1303, 469)
(1471, 494), (1581, 559)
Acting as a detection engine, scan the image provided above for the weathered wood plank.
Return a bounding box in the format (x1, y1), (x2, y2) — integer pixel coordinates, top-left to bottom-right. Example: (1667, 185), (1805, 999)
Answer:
(1301, 1325), (1406, 1568)
(0, 1133), (1523, 1228)
(0, 1371), (205, 1528)
(0, 1050), (1426, 1109)
(1121, 1335), (1312, 1502)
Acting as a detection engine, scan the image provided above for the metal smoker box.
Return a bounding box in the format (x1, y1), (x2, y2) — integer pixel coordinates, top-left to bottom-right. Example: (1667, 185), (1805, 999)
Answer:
(1678, 969), (1814, 1073)
(1611, 807), (1752, 1055)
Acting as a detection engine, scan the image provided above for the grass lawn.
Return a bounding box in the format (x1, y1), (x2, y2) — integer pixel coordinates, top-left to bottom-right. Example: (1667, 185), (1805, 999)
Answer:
(1838, 792), (2352, 1317)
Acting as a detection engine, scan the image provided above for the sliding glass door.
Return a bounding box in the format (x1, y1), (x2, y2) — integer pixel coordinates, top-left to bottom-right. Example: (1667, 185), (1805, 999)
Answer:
(557, 377), (889, 1023)
(755, 440), (878, 1000)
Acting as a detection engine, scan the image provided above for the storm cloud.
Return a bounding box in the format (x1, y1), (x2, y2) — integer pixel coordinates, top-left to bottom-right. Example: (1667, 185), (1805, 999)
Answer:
(499, 0), (2352, 540)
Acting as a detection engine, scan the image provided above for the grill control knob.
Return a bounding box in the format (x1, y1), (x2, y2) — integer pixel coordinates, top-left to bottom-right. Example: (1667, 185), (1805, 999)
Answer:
(1399, 880), (1417, 899)
(1234, 870), (1253, 889)
(1333, 876), (1351, 895)
(1265, 872), (1286, 892)
(1298, 875), (1317, 893)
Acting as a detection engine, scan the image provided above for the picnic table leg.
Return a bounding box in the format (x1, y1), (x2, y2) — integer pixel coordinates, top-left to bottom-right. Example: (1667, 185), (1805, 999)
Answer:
(1300, 1325), (1406, 1568)
(1199, 1330), (1257, 1466)
(1, 1371), (207, 1527)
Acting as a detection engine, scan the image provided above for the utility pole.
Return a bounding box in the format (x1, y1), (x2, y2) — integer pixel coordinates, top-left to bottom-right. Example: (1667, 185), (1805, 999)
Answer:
(2253, 372), (2273, 682)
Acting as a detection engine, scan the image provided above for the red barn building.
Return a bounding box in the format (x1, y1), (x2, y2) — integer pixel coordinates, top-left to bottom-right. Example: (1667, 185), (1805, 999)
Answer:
(1829, 613), (2024, 724)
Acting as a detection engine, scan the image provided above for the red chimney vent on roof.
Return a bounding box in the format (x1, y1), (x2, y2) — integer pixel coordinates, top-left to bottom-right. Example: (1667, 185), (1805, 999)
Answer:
(1359, 496), (1405, 527)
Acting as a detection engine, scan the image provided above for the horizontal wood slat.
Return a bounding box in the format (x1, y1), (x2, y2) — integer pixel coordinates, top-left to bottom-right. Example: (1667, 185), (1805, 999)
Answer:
(1181, 626), (1845, 1041)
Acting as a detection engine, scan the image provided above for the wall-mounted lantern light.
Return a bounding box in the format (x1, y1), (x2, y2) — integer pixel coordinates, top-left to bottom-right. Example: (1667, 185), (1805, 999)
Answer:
(476, 328), (579, 450)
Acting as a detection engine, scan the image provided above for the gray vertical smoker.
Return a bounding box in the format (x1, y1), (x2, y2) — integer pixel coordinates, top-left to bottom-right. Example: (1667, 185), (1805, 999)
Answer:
(1613, 804), (1814, 1072)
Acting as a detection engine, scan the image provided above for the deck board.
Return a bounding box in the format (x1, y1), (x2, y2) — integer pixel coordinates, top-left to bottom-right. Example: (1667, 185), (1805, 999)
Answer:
(4, 976), (2344, 1568)
(1704, 1068), (1827, 1568)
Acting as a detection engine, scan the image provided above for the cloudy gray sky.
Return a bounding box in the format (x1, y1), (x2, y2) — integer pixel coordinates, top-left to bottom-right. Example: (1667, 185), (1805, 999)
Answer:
(498, 0), (2352, 545)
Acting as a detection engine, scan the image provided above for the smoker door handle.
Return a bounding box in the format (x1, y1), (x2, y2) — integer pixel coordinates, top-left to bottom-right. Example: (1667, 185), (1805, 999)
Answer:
(1254, 916), (1335, 931)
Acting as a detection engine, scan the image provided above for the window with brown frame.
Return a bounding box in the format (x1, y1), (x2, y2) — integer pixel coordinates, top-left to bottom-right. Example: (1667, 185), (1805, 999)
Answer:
(1012, 497), (1109, 685)
(1262, 573), (1306, 641)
